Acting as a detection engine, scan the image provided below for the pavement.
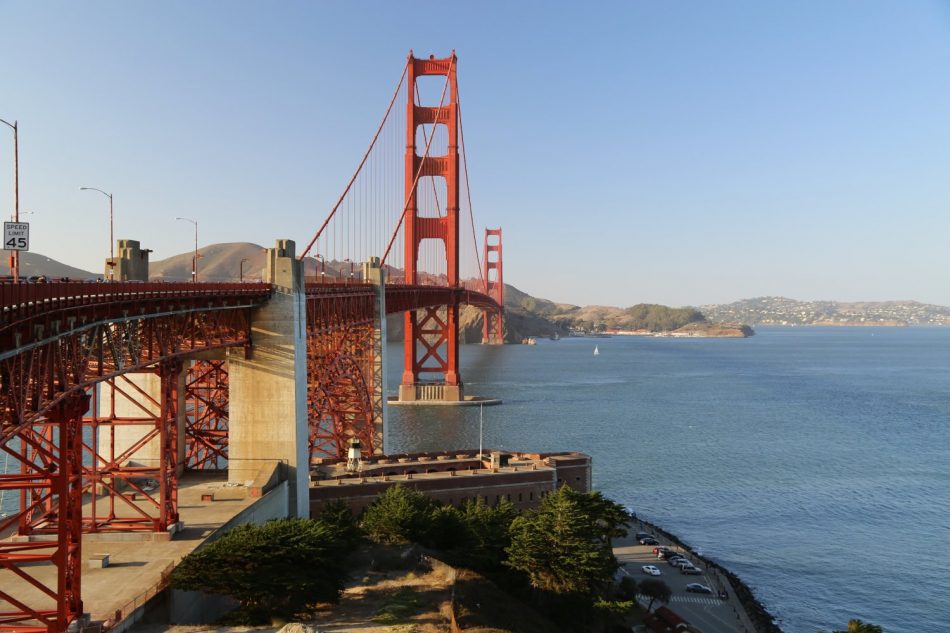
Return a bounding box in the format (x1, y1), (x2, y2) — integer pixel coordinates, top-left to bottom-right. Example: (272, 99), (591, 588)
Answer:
(0, 472), (258, 624)
(614, 525), (758, 633)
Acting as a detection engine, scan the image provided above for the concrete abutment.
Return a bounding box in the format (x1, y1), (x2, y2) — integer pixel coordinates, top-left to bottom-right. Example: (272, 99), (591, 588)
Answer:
(227, 239), (309, 518)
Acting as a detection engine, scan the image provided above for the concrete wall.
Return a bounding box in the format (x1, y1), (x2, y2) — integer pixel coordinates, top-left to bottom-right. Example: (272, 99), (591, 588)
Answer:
(228, 240), (309, 518)
(207, 481), (290, 540)
(311, 469), (557, 517)
(127, 482), (290, 629)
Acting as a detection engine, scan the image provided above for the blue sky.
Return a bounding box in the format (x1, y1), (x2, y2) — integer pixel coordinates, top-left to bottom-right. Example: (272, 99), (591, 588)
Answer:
(2, 1), (949, 306)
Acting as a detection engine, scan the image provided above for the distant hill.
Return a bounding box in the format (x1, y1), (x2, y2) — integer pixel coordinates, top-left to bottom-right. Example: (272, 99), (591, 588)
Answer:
(149, 242), (360, 282)
(150, 242), (268, 282)
(702, 296), (950, 326)
(1, 251), (96, 279)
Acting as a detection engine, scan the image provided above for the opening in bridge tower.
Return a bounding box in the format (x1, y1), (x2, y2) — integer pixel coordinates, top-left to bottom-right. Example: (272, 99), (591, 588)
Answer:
(399, 52), (463, 402)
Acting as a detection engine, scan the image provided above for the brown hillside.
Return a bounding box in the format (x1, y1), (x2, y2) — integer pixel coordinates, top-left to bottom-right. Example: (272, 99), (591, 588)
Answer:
(149, 242), (364, 282)
(149, 242), (269, 282)
(1, 251), (97, 279)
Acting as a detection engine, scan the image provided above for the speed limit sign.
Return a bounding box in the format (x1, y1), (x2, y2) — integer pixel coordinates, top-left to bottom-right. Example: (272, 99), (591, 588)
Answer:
(3, 222), (29, 251)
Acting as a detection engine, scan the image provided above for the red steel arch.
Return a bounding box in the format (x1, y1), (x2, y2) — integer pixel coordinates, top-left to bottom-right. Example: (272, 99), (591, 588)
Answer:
(0, 281), (271, 633)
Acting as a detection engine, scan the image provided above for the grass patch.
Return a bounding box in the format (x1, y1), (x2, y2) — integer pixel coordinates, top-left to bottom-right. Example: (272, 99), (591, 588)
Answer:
(373, 586), (425, 625)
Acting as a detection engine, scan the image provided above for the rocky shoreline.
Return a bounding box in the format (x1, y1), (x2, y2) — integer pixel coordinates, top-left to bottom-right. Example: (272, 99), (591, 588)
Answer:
(633, 516), (783, 633)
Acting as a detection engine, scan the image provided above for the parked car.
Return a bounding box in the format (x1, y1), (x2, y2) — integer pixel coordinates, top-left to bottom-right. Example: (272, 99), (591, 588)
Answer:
(657, 549), (681, 560)
(635, 532), (654, 541)
(639, 536), (660, 545)
(686, 583), (713, 594)
(671, 558), (693, 569)
(653, 546), (673, 556)
(641, 565), (662, 576)
(681, 565), (702, 575)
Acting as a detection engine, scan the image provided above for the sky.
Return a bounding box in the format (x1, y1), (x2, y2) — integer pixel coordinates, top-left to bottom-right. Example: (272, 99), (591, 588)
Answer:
(1, 1), (949, 307)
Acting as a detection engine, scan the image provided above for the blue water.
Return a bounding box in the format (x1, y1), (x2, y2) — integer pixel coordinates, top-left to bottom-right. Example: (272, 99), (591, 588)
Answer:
(386, 327), (950, 633)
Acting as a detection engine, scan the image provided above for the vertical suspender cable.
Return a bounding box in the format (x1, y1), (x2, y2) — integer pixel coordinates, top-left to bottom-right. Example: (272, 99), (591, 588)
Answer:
(300, 62), (409, 261)
(458, 98), (484, 286)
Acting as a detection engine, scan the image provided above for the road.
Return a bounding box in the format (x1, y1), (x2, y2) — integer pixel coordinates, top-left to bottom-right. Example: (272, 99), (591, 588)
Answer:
(614, 529), (756, 633)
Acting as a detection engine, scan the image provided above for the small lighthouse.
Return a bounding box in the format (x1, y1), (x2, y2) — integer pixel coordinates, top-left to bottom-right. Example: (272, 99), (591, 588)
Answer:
(346, 438), (363, 473)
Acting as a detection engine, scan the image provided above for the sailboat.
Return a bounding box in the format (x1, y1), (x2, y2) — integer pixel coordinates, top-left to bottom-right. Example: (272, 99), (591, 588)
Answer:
(593, 345), (600, 356)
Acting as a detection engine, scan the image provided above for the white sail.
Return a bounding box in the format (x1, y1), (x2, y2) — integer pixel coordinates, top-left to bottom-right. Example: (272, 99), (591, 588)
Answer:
(593, 345), (599, 356)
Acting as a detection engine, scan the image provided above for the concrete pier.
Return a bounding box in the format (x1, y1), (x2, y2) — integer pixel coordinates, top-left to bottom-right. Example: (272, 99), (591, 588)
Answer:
(227, 240), (310, 518)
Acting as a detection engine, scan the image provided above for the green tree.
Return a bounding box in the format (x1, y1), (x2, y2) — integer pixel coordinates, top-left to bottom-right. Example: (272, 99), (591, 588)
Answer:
(616, 576), (638, 601)
(422, 503), (468, 551)
(823, 620), (884, 633)
(638, 579), (671, 612)
(360, 483), (435, 545)
(319, 499), (361, 548)
(458, 497), (519, 570)
(568, 489), (629, 546)
(504, 486), (617, 597)
(170, 518), (352, 623)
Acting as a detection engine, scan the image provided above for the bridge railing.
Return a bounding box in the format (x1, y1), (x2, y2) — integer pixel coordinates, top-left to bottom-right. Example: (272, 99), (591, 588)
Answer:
(1, 280), (272, 326)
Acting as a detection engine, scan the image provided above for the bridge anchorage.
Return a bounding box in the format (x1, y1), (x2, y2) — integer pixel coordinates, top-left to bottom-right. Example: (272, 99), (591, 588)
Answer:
(0, 50), (504, 632)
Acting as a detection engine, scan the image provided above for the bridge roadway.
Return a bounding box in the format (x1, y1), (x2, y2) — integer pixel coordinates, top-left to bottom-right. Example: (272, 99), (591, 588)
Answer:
(5, 472), (271, 628)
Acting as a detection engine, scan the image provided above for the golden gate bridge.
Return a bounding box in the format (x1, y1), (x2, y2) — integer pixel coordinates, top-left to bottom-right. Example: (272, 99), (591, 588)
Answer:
(0, 52), (504, 632)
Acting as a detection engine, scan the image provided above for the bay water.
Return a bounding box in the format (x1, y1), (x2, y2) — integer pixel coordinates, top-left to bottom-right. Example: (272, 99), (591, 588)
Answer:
(387, 327), (950, 633)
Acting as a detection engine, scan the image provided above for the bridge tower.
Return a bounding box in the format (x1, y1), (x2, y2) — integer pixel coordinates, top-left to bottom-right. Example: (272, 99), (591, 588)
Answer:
(399, 52), (463, 402)
(482, 228), (504, 344)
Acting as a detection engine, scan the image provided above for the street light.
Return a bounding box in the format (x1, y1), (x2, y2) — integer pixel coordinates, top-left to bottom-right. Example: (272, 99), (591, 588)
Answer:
(315, 254), (326, 280)
(79, 186), (115, 280)
(239, 257), (248, 282)
(1, 118), (19, 282)
(175, 217), (198, 282)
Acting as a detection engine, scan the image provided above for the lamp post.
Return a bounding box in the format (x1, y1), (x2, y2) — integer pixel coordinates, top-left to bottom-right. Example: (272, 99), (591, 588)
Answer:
(175, 217), (198, 282)
(315, 253), (326, 280)
(239, 257), (248, 282)
(0, 118), (19, 282)
(79, 186), (115, 280)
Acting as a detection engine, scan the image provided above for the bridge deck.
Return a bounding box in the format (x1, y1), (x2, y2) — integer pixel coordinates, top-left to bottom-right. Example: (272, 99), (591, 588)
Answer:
(0, 472), (259, 625)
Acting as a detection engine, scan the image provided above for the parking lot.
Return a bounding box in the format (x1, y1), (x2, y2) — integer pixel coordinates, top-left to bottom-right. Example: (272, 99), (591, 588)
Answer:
(613, 527), (757, 633)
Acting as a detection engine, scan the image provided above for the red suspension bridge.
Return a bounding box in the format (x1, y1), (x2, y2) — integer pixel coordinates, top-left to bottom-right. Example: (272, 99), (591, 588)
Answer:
(0, 52), (504, 632)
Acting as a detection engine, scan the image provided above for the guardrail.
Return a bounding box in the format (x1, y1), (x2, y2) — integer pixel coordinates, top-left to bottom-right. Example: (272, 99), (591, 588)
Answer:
(92, 561), (175, 632)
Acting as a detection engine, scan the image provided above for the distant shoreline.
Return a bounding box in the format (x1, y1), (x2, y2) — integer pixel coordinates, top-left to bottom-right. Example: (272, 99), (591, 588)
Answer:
(752, 322), (944, 327)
